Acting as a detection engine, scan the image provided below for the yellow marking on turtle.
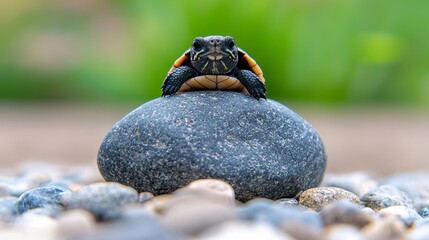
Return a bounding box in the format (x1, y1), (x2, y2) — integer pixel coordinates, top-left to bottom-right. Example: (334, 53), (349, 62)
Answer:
(201, 60), (210, 72)
(220, 60), (228, 70)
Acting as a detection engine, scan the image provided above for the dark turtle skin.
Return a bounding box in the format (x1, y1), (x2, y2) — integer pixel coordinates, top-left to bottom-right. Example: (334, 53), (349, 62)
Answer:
(162, 36), (266, 99)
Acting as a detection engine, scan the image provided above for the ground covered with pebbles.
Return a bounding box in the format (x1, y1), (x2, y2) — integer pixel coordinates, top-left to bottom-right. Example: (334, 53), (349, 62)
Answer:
(1, 165), (429, 240)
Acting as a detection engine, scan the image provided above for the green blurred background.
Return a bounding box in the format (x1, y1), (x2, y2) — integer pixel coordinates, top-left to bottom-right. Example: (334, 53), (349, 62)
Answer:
(1, 0), (428, 105)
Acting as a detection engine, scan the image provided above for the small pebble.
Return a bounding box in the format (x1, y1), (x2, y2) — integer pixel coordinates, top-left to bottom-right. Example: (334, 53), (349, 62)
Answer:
(280, 220), (324, 240)
(323, 172), (378, 197)
(185, 179), (235, 205)
(75, 208), (184, 240)
(63, 182), (138, 221)
(417, 207), (429, 218)
(161, 186), (237, 235)
(362, 215), (406, 240)
(141, 194), (172, 214)
(199, 221), (293, 240)
(239, 199), (323, 230)
(138, 192), (154, 203)
(15, 186), (69, 214)
(298, 187), (361, 211)
(361, 185), (414, 211)
(0, 196), (18, 222)
(321, 200), (373, 228)
(56, 209), (97, 238)
(276, 198), (299, 207)
(360, 207), (376, 217)
(13, 212), (59, 240)
(24, 205), (63, 217)
(378, 205), (422, 227)
(325, 224), (364, 240)
(383, 173), (429, 209)
(0, 182), (14, 197)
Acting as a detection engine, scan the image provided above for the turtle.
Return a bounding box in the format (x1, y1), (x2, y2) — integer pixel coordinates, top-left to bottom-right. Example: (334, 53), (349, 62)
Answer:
(161, 35), (266, 99)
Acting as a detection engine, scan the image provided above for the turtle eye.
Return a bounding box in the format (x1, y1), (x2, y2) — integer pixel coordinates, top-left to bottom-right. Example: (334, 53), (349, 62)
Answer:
(192, 41), (203, 51)
(227, 40), (236, 49)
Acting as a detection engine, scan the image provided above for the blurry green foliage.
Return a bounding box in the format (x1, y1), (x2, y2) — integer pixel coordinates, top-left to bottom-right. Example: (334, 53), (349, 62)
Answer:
(0, 0), (428, 105)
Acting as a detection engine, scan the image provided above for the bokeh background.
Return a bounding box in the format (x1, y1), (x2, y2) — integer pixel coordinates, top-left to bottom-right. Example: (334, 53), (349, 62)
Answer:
(1, 0), (428, 175)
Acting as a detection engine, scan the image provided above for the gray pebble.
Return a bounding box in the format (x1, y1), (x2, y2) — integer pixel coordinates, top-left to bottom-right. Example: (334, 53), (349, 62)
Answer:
(98, 91), (327, 202)
(22, 205), (63, 217)
(199, 221), (293, 240)
(321, 200), (373, 228)
(275, 198), (299, 207)
(73, 208), (184, 240)
(384, 173), (429, 210)
(298, 187), (362, 211)
(0, 196), (18, 222)
(418, 207), (429, 218)
(15, 186), (69, 214)
(138, 192), (154, 204)
(63, 182), (138, 221)
(378, 205), (422, 227)
(0, 182), (14, 197)
(238, 199), (323, 229)
(361, 185), (414, 211)
(322, 172), (378, 197)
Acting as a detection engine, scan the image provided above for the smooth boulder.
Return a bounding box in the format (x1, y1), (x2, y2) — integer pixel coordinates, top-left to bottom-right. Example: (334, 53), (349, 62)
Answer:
(98, 91), (326, 202)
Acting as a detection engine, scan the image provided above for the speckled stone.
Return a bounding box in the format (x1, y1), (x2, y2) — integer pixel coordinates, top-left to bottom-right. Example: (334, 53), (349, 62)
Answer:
(15, 186), (69, 214)
(98, 91), (326, 202)
(361, 185), (414, 211)
(298, 187), (362, 211)
(62, 182), (138, 221)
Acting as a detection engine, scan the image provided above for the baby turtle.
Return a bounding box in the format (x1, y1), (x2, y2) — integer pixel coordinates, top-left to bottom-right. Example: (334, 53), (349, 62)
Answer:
(162, 35), (266, 99)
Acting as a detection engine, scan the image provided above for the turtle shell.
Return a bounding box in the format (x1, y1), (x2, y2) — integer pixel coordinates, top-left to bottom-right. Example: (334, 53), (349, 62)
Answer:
(165, 48), (265, 94)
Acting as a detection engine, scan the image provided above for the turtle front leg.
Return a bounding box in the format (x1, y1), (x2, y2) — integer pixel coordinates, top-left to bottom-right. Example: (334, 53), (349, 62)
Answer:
(234, 69), (266, 99)
(162, 66), (198, 97)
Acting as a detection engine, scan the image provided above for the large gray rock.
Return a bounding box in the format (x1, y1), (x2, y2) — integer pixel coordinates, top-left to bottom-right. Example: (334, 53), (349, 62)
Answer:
(98, 91), (326, 202)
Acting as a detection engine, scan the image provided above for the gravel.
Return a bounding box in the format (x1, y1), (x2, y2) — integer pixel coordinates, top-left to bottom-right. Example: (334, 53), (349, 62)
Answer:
(1, 166), (429, 239)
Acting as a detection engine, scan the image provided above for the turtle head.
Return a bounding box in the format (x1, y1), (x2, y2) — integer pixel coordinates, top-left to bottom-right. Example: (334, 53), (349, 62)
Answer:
(190, 36), (239, 75)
